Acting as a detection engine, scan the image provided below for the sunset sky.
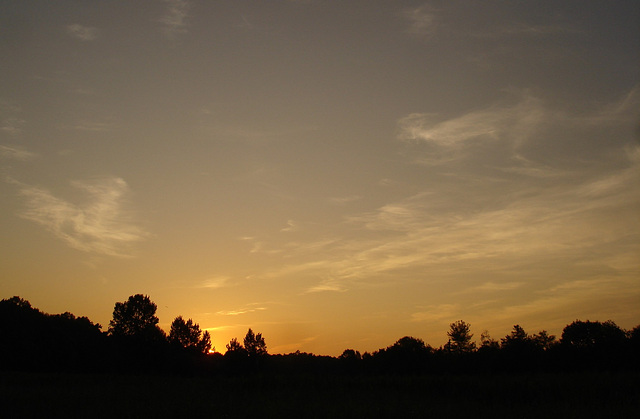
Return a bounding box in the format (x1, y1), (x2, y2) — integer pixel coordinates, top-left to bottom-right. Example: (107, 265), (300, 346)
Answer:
(1, 1), (638, 355)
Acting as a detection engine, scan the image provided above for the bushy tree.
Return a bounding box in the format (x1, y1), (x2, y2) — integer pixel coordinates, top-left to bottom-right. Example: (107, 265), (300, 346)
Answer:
(339, 349), (362, 361)
(168, 316), (211, 354)
(0, 297), (104, 372)
(630, 325), (640, 345)
(374, 336), (432, 374)
(1, 296), (33, 310)
(561, 320), (626, 349)
(391, 336), (428, 353)
(108, 294), (164, 342)
(444, 320), (476, 353)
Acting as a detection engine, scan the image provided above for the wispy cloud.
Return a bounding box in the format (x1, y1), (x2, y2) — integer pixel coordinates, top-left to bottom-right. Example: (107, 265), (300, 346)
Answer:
(397, 86), (640, 168)
(475, 22), (584, 39)
(403, 5), (438, 37)
(200, 276), (231, 289)
(14, 177), (146, 257)
(0, 100), (24, 135)
(236, 15), (253, 30)
(68, 120), (113, 132)
(203, 325), (234, 332)
(397, 92), (545, 164)
(412, 304), (459, 322)
(329, 195), (362, 205)
(306, 280), (347, 294)
(1, 118), (25, 136)
(66, 24), (98, 41)
(0, 145), (35, 161)
(280, 219), (298, 233)
(271, 336), (318, 355)
(217, 303), (268, 316)
(159, 0), (190, 39)
(469, 281), (525, 292)
(248, 87), (640, 297)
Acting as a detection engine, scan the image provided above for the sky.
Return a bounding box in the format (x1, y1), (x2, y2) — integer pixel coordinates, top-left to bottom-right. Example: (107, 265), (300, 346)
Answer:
(1, 0), (638, 356)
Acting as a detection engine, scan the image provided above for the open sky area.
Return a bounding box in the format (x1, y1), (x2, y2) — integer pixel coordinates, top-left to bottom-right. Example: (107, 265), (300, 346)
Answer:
(1, 1), (638, 356)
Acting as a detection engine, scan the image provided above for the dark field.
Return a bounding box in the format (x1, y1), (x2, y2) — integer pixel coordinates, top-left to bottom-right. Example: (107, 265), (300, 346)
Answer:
(2, 371), (638, 418)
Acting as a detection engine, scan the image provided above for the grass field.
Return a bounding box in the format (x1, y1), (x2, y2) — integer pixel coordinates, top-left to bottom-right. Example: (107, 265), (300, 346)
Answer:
(2, 370), (639, 418)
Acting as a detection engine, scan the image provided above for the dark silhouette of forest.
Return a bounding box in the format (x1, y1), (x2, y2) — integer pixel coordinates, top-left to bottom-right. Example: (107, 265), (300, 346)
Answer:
(1, 294), (639, 376)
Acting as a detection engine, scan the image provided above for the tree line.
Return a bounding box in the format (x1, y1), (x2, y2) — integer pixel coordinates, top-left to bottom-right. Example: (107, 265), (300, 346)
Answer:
(1, 294), (638, 375)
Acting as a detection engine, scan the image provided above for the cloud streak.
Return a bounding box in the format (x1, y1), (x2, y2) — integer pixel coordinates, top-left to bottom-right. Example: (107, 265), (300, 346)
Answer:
(66, 24), (98, 41)
(68, 120), (113, 132)
(159, 0), (190, 39)
(403, 5), (438, 37)
(0, 145), (35, 161)
(396, 92), (546, 164)
(199, 276), (231, 289)
(216, 303), (268, 316)
(15, 177), (146, 257)
(0, 100), (24, 135)
(247, 87), (639, 299)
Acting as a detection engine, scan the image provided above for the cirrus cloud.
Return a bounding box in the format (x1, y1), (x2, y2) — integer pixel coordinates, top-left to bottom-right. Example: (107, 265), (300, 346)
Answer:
(159, 0), (190, 39)
(15, 177), (147, 257)
(66, 24), (98, 41)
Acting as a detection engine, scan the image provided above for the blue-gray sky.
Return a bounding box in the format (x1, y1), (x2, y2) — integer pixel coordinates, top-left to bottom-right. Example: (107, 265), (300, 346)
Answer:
(1, 0), (638, 355)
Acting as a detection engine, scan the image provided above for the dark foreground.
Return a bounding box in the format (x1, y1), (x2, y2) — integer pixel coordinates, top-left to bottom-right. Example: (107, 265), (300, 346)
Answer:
(2, 371), (638, 418)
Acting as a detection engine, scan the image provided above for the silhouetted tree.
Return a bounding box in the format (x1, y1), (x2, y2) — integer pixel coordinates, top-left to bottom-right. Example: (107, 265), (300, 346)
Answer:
(629, 324), (640, 367)
(444, 320), (476, 354)
(479, 330), (499, 350)
(473, 329), (501, 372)
(375, 336), (432, 374)
(223, 337), (249, 369)
(558, 320), (630, 371)
(501, 325), (532, 349)
(532, 330), (556, 350)
(0, 297), (45, 370)
(499, 325), (556, 372)
(168, 316), (211, 354)
(338, 349), (362, 373)
(500, 325), (540, 363)
(391, 336), (429, 353)
(339, 349), (362, 361)
(243, 328), (267, 357)
(225, 337), (246, 354)
(0, 297), (104, 372)
(630, 325), (640, 346)
(201, 331), (212, 353)
(1, 296), (33, 311)
(108, 294), (165, 344)
(561, 320), (626, 349)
